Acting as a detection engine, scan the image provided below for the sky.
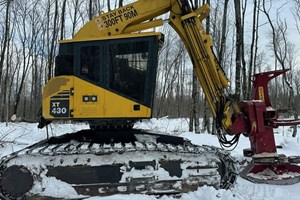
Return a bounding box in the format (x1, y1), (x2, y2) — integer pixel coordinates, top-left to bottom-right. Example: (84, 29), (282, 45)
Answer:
(243, 0), (300, 70)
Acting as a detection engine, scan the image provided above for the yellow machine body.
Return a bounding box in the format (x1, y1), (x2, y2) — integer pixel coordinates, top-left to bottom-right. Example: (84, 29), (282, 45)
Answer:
(41, 0), (233, 130)
(41, 32), (163, 123)
(42, 76), (151, 120)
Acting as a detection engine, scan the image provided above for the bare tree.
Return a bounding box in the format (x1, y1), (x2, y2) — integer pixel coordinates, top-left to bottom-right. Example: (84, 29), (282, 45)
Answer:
(293, 0), (300, 35)
(200, 0), (211, 134)
(261, 0), (298, 137)
(189, 74), (200, 133)
(156, 41), (185, 116)
(0, 0), (11, 87)
(69, 0), (84, 37)
(241, 0), (247, 99)
(12, 0), (40, 116)
(218, 0), (229, 66)
(60, 0), (67, 40)
(246, 0), (260, 99)
(107, 0), (111, 11)
(234, 0), (243, 100)
(0, 18), (15, 122)
(89, 0), (93, 20)
(47, 0), (59, 80)
(118, 0), (123, 8)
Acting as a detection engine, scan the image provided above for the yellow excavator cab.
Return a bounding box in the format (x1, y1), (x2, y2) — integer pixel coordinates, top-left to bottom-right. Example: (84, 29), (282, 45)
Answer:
(41, 33), (164, 127)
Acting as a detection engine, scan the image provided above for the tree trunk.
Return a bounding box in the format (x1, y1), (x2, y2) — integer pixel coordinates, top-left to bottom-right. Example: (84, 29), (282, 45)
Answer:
(201, 102), (210, 133)
(60, 0), (67, 40)
(201, 0), (210, 133)
(47, 0), (59, 80)
(118, 0), (123, 8)
(189, 74), (200, 133)
(234, 0), (242, 100)
(218, 0), (229, 65)
(247, 0), (258, 99)
(72, 0), (79, 37)
(0, 0), (11, 87)
(241, 0), (247, 99)
(107, 0), (111, 11)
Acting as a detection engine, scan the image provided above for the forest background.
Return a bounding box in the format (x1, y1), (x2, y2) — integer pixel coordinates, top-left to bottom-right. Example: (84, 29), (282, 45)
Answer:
(1, 0), (300, 134)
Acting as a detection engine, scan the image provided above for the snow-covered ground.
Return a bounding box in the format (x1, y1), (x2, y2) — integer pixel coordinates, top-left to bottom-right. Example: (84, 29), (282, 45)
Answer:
(0, 118), (300, 200)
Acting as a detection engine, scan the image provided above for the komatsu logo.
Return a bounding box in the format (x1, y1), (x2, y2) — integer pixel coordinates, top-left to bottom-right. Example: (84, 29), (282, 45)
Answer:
(95, 5), (138, 30)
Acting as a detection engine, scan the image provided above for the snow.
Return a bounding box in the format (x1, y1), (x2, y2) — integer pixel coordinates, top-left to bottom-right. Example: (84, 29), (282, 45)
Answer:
(247, 168), (300, 180)
(31, 176), (82, 199)
(1, 118), (300, 199)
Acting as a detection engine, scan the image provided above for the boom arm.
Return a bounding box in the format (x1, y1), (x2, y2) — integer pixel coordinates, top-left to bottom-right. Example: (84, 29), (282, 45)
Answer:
(74, 0), (235, 133)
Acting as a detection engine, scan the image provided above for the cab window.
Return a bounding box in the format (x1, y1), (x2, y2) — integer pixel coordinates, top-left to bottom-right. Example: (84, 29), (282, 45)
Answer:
(80, 46), (101, 82)
(108, 41), (149, 101)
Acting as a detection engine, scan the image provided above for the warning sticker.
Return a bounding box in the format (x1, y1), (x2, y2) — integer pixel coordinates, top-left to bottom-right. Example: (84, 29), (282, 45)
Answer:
(95, 5), (138, 30)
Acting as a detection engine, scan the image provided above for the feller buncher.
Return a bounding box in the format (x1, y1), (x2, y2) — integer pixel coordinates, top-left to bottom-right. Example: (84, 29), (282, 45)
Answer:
(1, 0), (300, 199)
